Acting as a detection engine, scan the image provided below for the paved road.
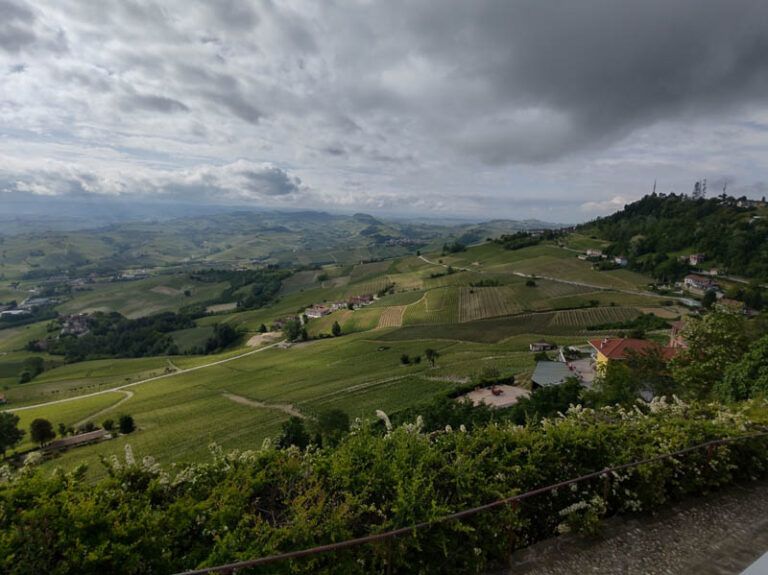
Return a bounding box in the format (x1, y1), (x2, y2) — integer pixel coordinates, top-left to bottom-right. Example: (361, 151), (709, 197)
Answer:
(506, 480), (768, 575)
(5, 340), (286, 413)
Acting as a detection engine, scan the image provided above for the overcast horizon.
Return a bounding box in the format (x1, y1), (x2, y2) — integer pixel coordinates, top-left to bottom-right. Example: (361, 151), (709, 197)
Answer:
(2, 1), (768, 223)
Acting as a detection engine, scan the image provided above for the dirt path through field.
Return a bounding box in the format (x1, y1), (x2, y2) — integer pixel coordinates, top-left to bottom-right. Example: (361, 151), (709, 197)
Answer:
(221, 392), (305, 418)
(73, 390), (134, 428)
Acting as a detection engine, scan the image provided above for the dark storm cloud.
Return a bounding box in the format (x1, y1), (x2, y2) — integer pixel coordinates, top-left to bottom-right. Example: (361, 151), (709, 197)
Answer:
(121, 94), (190, 114)
(0, 0), (36, 52)
(377, 0), (768, 163)
(240, 166), (301, 196)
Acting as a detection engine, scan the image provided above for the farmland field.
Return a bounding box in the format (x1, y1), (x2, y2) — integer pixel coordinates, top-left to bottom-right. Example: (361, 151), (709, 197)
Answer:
(377, 306), (406, 328)
(457, 287), (521, 322)
(548, 306), (639, 327)
(171, 325), (215, 352)
(402, 288), (459, 325)
(12, 391), (127, 452)
(368, 290), (424, 308)
(57, 275), (228, 318)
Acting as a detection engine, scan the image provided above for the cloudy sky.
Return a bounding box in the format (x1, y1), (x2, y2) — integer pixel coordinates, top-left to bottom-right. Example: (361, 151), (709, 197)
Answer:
(2, 0), (768, 222)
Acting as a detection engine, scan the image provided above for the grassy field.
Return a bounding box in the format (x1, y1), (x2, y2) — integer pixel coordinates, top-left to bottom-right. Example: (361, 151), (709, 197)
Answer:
(3, 357), (173, 407)
(12, 392), (127, 452)
(171, 325), (215, 352)
(402, 287), (459, 325)
(57, 275), (228, 318)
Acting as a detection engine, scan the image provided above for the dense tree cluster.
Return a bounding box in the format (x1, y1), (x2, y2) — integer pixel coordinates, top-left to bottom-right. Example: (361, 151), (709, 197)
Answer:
(44, 312), (193, 361)
(493, 231), (541, 251)
(585, 193), (768, 281)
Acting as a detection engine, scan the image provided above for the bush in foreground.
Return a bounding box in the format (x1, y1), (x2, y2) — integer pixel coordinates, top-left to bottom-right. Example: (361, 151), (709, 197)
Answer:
(0, 399), (766, 574)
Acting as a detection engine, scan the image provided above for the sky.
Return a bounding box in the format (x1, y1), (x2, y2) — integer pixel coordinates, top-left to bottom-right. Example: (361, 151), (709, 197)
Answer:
(2, 0), (768, 223)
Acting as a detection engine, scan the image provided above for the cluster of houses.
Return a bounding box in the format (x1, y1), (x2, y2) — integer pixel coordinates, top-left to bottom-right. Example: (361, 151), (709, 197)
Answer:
(274, 294), (377, 326)
(60, 313), (91, 337)
(528, 328), (683, 395)
(576, 248), (628, 267)
(305, 294), (375, 319)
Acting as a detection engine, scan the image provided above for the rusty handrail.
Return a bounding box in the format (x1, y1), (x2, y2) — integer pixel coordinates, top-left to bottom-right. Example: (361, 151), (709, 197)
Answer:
(175, 430), (768, 574)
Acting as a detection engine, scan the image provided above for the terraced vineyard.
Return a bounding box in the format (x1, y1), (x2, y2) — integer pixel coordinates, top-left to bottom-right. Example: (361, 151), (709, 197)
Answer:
(549, 306), (639, 327)
(458, 287), (521, 322)
(377, 306), (406, 328)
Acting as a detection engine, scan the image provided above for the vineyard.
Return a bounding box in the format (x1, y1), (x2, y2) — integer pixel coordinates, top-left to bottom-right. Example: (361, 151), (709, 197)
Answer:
(380, 305), (643, 343)
(549, 306), (639, 328)
(377, 306), (406, 328)
(402, 288), (459, 325)
(457, 287), (522, 322)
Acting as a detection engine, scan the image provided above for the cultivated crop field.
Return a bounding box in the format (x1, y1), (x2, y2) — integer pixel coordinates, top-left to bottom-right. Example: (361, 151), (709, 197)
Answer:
(12, 391), (126, 452)
(457, 287), (521, 322)
(548, 306), (639, 327)
(4, 357), (172, 407)
(17, 335), (512, 477)
(402, 288), (459, 325)
(368, 290), (424, 308)
(57, 275), (228, 318)
(377, 306), (406, 328)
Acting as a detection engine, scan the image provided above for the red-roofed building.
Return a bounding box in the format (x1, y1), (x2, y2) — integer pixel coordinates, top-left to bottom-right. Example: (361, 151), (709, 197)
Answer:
(588, 338), (676, 372)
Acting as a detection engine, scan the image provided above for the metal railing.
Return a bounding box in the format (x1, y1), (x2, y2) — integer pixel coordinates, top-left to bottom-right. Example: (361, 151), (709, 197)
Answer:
(175, 430), (768, 575)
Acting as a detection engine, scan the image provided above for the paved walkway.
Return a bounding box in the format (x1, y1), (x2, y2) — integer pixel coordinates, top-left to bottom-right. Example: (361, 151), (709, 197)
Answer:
(506, 480), (768, 574)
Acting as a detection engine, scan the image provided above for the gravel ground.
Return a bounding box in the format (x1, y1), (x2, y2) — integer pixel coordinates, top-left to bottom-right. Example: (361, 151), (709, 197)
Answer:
(505, 480), (768, 575)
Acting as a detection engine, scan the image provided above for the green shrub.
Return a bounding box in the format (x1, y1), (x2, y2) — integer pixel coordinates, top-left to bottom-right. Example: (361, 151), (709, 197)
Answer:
(0, 399), (766, 573)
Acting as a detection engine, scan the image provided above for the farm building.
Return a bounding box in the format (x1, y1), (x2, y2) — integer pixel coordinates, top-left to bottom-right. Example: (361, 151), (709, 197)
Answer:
(0, 309), (29, 318)
(588, 338), (676, 373)
(531, 361), (574, 388)
(680, 253), (706, 266)
(43, 429), (108, 452)
(305, 305), (331, 319)
(529, 340), (556, 352)
(585, 248), (603, 257)
(349, 294), (374, 308)
(683, 274), (718, 295)
(331, 301), (348, 311)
